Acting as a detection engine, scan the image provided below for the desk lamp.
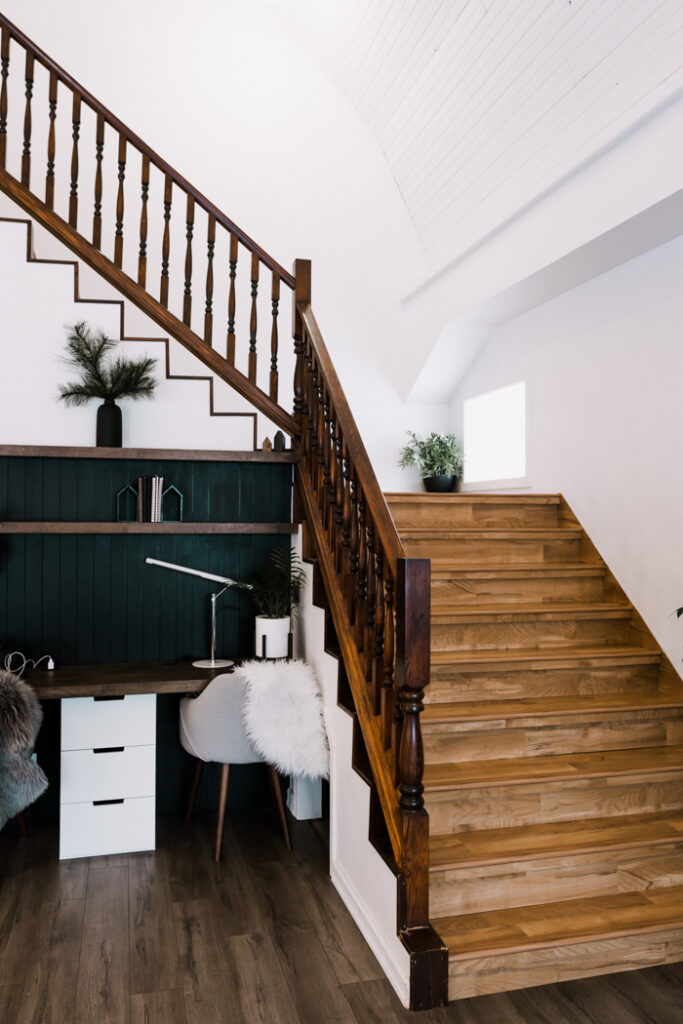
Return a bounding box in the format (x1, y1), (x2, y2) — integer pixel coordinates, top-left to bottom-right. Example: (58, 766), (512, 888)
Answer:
(144, 557), (251, 668)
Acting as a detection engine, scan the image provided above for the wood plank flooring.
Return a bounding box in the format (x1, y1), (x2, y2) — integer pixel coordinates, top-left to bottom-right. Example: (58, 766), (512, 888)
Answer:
(2, 813), (683, 1022)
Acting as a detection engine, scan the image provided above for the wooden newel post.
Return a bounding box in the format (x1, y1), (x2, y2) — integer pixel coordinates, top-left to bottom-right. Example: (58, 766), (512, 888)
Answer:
(292, 258), (311, 424)
(396, 556), (431, 930)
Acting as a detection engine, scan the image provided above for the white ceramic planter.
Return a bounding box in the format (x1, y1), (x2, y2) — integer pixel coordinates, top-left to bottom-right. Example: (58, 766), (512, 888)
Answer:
(255, 615), (290, 659)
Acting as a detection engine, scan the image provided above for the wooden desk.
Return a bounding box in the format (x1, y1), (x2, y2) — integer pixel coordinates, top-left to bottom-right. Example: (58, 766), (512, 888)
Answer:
(27, 660), (223, 699)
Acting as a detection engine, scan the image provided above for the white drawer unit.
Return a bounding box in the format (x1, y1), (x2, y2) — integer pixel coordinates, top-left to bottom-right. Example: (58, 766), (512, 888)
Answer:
(59, 692), (157, 860)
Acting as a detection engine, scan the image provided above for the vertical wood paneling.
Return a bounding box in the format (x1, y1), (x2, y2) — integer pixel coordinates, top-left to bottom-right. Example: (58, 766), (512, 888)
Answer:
(0, 456), (293, 667)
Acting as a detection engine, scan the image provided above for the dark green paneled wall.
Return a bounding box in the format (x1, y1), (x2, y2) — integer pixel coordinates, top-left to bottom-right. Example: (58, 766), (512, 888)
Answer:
(0, 454), (293, 826)
(0, 456), (293, 665)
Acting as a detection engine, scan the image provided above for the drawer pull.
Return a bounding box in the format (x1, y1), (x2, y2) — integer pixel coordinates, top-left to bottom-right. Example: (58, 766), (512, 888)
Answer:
(93, 746), (124, 754)
(93, 695), (125, 702)
(93, 798), (124, 806)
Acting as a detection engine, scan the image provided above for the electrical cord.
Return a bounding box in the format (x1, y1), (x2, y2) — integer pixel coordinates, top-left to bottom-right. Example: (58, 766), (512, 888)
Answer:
(3, 650), (55, 675)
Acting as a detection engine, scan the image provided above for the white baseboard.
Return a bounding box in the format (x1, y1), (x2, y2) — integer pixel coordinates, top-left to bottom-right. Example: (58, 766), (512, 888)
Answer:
(330, 859), (410, 1008)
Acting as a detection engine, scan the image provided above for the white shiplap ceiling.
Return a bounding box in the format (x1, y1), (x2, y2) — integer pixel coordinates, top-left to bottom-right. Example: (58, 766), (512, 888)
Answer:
(275, 0), (683, 276)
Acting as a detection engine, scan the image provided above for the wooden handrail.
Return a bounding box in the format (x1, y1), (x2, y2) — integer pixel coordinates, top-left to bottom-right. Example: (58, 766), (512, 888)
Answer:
(0, 13), (294, 288)
(292, 261), (433, 950)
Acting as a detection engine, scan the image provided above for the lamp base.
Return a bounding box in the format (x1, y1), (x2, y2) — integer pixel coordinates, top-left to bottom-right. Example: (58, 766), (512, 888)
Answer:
(192, 658), (234, 669)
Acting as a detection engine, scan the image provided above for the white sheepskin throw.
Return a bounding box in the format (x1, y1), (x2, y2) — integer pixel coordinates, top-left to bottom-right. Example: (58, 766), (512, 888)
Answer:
(240, 659), (329, 780)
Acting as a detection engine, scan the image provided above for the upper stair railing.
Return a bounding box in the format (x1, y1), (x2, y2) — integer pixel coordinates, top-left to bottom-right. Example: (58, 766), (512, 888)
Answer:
(0, 13), (295, 434)
(0, 13), (444, 1006)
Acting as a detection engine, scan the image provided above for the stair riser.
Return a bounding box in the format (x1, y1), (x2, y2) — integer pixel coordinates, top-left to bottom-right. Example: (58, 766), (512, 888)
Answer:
(426, 663), (660, 702)
(448, 926), (683, 1000)
(405, 537), (581, 562)
(432, 574), (604, 605)
(423, 711), (683, 764)
(425, 773), (683, 833)
(431, 843), (683, 917)
(431, 617), (631, 653)
(390, 503), (559, 530)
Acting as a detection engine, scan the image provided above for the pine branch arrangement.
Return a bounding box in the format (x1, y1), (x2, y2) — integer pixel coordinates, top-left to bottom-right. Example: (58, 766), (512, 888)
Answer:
(57, 322), (158, 406)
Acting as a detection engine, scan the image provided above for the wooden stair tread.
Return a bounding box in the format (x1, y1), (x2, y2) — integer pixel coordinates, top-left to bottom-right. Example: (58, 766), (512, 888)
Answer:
(431, 602), (631, 623)
(430, 644), (661, 670)
(400, 527), (581, 540)
(435, 885), (683, 961)
(422, 691), (683, 725)
(429, 810), (683, 869)
(385, 493), (561, 504)
(423, 744), (683, 791)
(431, 562), (605, 579)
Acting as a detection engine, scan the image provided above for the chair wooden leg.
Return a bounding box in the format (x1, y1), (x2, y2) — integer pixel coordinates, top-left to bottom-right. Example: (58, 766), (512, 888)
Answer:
(215, 764), (231, 863)
(16, 812), (28, 838)
(186, 758), (204, 826)
(267, 765), (292, 851)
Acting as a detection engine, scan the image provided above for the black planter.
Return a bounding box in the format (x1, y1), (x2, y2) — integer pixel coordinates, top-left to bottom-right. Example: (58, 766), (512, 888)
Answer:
(96, 400), (122, 447)
(423, 474), (457, 493)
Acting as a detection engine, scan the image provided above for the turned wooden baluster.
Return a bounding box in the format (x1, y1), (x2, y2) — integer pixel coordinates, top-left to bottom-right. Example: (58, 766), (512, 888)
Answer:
(382, 566), (395, 749)
(315, 381), (326, 511)
(226, 233), (238, 364)
(348, 469), (359, 625)
(365, 524), (377, 686)
(45, 71), (57, 208)
(114, 134), (127, 268)
(356, 492), (368, 653)
(137, 154), (149, 286)
(69, 93), (81, 228)
(183, 192), (194, 326)
(204, 213), (216, 345)
(160, 173), (172, 307)
(248, 252), (259, 384)
(327, 406), (338, 541)
(340, 439), (352, 591)
(21, 51), (34, 188)
(373, 548), (386, 714)
(307, 353), (320, 480)
(293, 258), (311, 431)
(320, 389), (332, 526)
(0, 28), (9, 170)
(92, 113), (104, 248)
(270, 271), (279, 402)
(334, 423), (345, 572)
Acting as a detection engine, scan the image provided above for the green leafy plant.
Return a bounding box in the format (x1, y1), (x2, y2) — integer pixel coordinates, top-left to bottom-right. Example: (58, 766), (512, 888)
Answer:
(249, 546), (307, 619)
(399, 431), (464, 478)
(57, 322), (157, 405)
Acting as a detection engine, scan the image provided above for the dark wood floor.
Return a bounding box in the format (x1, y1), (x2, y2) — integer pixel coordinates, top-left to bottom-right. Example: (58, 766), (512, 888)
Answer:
(1, 810), (683, 1023)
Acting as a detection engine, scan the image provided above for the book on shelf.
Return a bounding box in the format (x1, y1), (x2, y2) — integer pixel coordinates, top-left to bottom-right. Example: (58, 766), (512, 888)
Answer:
(137, 476), (164, 522)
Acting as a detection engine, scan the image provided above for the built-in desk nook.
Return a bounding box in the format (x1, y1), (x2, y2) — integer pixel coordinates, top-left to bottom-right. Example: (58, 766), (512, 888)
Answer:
(0, 444), (297, 851)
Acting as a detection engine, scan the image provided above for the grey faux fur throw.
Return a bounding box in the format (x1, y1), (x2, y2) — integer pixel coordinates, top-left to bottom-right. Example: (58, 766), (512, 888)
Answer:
(0, 670), (48, 829)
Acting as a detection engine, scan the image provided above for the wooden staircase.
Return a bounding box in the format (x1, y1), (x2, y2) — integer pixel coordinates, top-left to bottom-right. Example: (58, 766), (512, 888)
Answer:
(387, 492), (683, 1001)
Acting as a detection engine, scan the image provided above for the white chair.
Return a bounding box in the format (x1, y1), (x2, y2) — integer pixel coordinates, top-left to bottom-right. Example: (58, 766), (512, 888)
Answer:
(179, 671), (292, 861)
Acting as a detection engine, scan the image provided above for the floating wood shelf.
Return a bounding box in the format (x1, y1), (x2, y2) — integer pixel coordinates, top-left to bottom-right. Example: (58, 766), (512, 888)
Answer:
(0, 521), (297, 535)
(0, 444), (298, 463)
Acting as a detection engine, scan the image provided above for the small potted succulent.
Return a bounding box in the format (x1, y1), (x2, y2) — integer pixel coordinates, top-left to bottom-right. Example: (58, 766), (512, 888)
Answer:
(399, 431), (464, 492)
(249, 546), (307, 659)
(58, 322), (158, 447)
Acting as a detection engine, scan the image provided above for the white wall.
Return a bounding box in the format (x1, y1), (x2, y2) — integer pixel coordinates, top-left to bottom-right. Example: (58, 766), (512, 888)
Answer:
(0, 0), (446, 485)
(296, 557), (411, 1007)
(450, 233), (683, 670)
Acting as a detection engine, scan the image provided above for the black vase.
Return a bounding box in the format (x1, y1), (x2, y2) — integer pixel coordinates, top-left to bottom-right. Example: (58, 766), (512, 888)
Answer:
(423, 474), (457, 493)
(96, 400), (122, 447)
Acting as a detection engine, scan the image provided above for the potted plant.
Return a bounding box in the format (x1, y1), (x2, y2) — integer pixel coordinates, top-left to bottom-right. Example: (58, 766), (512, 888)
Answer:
(249, 546), (307, 659)
(399, 431), (464, 492)
(57, 322), (158, 447)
